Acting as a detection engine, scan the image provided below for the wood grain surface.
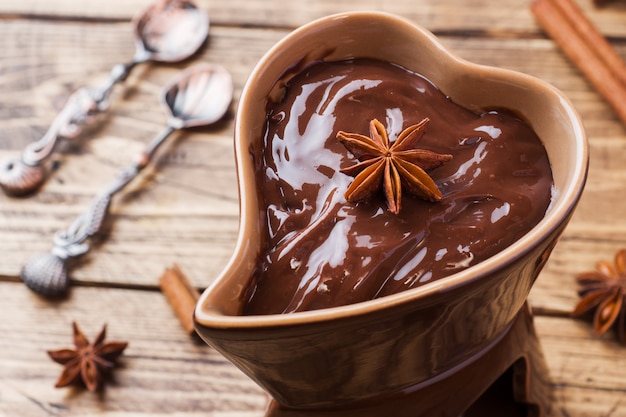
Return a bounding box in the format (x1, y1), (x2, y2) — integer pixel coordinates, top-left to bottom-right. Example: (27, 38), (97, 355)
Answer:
(1, 0), (625, 415)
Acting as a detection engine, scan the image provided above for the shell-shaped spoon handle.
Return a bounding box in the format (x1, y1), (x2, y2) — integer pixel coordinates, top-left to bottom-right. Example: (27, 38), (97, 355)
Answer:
(21, 192), (113, 297)
(21, 253), (69, 298)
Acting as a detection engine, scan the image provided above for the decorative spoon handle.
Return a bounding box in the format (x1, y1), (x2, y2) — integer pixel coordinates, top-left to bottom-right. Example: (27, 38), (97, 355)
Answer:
(0, 62), (137, 196)
(20, 125), (176, 297)
(58, 125), (175, 256)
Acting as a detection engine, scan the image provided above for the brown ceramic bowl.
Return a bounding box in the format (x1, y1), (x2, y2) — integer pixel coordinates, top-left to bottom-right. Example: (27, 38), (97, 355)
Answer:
(194, 11), (588, 411)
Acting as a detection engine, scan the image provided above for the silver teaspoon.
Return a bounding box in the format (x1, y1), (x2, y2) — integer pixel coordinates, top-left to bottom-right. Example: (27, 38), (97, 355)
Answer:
(21, 63), (233, 297)
(0, 0), (209, 196)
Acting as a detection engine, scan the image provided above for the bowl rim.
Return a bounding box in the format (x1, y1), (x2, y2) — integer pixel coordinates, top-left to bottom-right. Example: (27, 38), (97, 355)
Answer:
(195, 10), (589, 329)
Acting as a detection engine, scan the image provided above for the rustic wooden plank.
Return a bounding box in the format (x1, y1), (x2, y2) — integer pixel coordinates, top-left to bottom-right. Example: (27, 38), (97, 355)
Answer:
(2, 2), (625, 417)
(2, 21), (624, 143)
(536, 314), (626, 393)
(0, 282), (267, 417)
(529, 134), (626, 312)
(1, 281), (624, 416)
(1, 20), (624, 140)
(15, 29), (626, 146)
(535, 315), (626, 416)
(550, 388), (626, 417)
(0, 0), (625, 38)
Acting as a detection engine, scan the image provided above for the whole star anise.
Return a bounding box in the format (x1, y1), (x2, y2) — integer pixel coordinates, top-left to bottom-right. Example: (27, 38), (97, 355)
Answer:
(336, 118), (452, 214)
(572, 249), (626, 343)
(47, 322), (128, 392)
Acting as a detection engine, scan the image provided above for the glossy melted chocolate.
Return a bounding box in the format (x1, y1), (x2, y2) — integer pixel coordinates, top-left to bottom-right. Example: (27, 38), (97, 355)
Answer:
(243, 59), (553, 315)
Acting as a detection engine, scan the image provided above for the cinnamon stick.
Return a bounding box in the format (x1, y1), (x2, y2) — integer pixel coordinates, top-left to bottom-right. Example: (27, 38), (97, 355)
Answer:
(554, 0), (626, 87)
(159, 263), (200, 336)
(531, 0), (626, 126)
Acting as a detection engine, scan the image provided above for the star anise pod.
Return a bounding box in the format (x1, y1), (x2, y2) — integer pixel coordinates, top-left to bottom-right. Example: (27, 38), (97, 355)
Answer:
(337, 118), (452, 214)
(47, 322), (128, 392)
(572, 249), (626, 343)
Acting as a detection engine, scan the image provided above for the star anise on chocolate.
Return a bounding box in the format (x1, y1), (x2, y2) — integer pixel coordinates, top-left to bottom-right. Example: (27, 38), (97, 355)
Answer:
(337, 118), (452, 214)
(47, 322), (128, 392)
(572, 249), (626, 343)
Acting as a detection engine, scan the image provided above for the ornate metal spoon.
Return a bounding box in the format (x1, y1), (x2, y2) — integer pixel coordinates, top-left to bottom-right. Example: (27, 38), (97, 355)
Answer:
(0, 0), (209, 196)
(21, 63), (233, 297)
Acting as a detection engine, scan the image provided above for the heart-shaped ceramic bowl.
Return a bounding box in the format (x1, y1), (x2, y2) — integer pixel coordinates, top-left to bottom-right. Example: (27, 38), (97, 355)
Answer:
(194, 11), (588, 411)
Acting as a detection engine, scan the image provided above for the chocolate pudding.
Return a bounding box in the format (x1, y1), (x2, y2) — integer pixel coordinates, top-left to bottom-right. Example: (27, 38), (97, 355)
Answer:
(242, 58), (553, 315)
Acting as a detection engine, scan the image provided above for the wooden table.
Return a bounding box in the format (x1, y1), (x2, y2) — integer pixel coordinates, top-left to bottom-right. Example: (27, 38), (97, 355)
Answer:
(1, 0), (625, 415)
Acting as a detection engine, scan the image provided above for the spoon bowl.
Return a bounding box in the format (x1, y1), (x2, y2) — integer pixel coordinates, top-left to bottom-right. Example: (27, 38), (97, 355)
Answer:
(133, 0), (209, 64)
(163, 63), (234, 128)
